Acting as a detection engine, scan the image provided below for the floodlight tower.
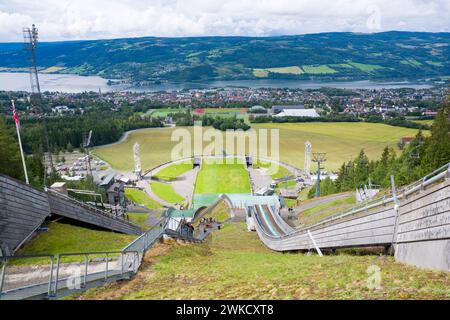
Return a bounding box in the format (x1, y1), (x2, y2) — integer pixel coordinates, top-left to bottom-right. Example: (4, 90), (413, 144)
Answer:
(134, 142), (142, 179)
(23, 24), (54, 175)
(304, 141), (312, 176)
(312, 152), (327, 198)
(82, 130), (93, 177)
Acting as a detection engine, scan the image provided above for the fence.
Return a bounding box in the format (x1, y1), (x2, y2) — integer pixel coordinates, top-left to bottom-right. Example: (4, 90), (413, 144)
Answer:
(0, 250), (140, 300)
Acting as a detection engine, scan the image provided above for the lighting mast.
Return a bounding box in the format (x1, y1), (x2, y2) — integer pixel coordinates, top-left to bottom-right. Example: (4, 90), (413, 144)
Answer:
(23, 24), (54, 177)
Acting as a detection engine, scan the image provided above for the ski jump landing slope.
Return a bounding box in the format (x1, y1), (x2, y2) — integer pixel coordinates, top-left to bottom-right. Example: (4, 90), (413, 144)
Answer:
(250, 164), (450, 272)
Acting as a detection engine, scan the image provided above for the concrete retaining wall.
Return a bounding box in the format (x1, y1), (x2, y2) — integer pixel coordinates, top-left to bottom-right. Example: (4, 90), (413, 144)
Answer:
(253, 174), (450, 272)
(395, 179), (450, 271)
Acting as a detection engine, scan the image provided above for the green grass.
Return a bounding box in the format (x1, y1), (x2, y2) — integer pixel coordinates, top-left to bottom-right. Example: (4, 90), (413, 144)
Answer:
(150, 181), (185, 204)
(299, 196), (356, 225)
(194, 160), (251, 194)
(253, 66), (305, 77)
(195, 201), (231, 226)
(267, 66), (304, 74)
(93, 123), (425, 172)
(253, 160), (293, 180)
(348, 62), (385, 72)
(151, 108), (185, 117)
(425, 60), (443, 67)
(80, 221), (450, 300)
(127, 213), (150, 230)
(253, 68), (269, 77)
(412, 119), (434, 126)
(401, 59), (422, 67)
(276, 180), (296, 189)
(13, 222), (136, 265)
(125, 188), (162, 209)
(302, 65), (337, 74)
(195, 108), (247, 114)
(154, 161), (193, 181)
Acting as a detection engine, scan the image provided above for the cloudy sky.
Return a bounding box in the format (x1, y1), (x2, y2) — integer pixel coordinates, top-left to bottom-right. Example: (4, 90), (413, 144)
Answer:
(0, 0), (449, 42)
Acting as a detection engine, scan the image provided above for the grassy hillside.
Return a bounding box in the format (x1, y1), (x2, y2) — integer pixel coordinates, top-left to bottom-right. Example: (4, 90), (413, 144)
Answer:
(14, 221), (136, 265)
(93, 123), (425, 172)
(154, 161), (193, 181)
(78, 221), (450, 299)
(150, 181), (184, 204)
(125, 188), (162, 209)
(1, 32), (449, 82)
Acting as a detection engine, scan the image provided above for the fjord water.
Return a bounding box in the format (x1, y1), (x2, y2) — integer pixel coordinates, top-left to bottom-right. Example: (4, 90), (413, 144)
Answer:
(0, 72), (433, 93)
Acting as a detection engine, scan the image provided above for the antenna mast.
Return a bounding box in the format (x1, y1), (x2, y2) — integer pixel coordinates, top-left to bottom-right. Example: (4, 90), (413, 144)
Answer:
(23, 24), (54, 176)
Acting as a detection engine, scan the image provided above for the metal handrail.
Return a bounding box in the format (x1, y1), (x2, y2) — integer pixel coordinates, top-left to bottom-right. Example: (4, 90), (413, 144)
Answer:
(254, 162), (450, 241)
(0, 250), (141, 299)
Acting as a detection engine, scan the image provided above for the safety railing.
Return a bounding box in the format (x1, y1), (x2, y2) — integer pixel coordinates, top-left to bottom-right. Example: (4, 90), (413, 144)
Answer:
(0, 204), (214, 300)
(279, 162), (450, 239)
(0, 250), (140, 299)
(123, 217), (167, 253)
(294, 162), (450, 232)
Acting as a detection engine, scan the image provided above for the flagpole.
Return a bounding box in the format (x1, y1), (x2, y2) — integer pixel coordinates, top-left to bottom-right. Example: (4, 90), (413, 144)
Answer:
(11, 100), (29, 184)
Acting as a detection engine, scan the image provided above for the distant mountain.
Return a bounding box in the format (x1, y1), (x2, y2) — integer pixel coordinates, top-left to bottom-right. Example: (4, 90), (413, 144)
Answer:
(0, 31), (449, 83)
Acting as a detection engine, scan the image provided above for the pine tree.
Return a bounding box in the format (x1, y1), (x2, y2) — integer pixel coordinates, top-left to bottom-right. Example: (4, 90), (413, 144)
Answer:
(421, 103), (450, 173)
(0, 117), (24, 180)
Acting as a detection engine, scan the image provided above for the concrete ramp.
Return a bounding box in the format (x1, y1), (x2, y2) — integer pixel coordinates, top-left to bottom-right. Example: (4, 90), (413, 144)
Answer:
(250, 164), (450, 272)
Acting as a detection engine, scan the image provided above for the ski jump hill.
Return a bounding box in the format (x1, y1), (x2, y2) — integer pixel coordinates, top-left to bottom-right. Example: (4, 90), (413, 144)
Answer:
(243, 163), (450, 272)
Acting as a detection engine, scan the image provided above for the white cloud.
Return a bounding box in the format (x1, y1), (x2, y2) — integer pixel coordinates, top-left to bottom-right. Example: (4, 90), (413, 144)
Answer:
(0, 0), (448, 42)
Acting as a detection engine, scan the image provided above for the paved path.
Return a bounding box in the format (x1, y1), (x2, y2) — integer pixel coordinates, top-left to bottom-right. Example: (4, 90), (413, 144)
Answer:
(293, 192), (352, 215)
(249, 167), (273, 191)
(171, 168), (199, 207)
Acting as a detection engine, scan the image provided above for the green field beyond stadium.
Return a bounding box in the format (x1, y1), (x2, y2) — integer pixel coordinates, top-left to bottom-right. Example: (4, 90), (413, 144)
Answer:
(194, 160), (251, 195)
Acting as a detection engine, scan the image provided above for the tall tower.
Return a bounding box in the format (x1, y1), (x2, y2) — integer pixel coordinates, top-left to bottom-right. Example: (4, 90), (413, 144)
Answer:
(304, 141), (312, 176)
(82, 130), (93, 177)
(23, 24), (54, 175)
(312, 153), (327, 198)
(134, 142), (142, 179)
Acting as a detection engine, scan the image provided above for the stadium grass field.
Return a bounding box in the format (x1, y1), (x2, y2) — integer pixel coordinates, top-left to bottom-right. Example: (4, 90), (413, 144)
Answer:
(125, 188), (162, 209)
(154, 161), (193, 181)
(150, 181), (185, 204)
(194, 161), (251, 194)
(93, 123), (426, 172)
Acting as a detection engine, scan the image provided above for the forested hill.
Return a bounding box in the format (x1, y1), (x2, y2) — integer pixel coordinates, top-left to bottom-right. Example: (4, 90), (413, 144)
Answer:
(0, 31), (449, 83)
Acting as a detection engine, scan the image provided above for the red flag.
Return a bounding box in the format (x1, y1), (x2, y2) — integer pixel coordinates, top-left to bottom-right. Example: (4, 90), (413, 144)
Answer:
(11, 101), (20, 127)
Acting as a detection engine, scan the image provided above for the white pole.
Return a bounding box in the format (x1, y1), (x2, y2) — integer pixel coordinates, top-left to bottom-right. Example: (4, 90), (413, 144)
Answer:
(12, 100), (29, 184)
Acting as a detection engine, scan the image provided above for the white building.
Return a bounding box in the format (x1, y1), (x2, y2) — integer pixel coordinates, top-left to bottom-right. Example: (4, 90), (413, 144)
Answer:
(274, 109), (319, 118)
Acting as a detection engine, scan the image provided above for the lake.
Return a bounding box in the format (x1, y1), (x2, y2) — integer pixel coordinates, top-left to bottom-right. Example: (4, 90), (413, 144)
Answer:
(0, 72), (434, 93)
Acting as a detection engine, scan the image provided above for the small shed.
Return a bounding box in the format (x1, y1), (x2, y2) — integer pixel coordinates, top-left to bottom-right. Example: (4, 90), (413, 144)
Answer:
(50, 182), (68, 195)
